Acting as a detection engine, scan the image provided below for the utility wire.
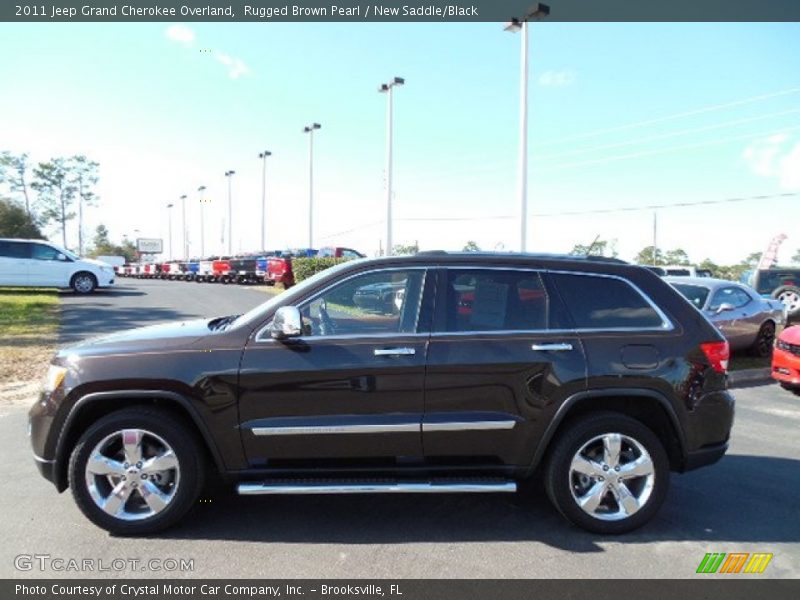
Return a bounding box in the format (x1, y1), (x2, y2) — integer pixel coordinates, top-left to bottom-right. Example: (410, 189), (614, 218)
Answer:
(531, 87), (800, 148)
(533, 108), (800, 162)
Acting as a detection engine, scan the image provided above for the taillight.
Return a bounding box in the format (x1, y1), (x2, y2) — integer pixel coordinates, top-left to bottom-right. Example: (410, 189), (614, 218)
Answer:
(700, 341), (730, 374)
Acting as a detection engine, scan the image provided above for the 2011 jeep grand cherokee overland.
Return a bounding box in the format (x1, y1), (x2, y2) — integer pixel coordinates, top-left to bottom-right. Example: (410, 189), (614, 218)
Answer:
(29, 253), (734, 535)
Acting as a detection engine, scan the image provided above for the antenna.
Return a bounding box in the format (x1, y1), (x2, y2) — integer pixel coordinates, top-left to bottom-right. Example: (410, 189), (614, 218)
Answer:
(585, 235), (601, 256)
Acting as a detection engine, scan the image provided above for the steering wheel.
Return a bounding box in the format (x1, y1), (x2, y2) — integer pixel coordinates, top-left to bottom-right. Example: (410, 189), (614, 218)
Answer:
(318, 299), (337, 336)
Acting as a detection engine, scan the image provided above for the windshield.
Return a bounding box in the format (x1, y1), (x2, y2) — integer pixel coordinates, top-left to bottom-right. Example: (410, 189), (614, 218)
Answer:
(233, 259), (364, 330)
(672, 284), (711, 309)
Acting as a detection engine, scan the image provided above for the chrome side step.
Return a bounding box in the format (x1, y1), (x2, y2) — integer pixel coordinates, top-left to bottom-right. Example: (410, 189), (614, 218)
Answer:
(237, 479), (517, 495)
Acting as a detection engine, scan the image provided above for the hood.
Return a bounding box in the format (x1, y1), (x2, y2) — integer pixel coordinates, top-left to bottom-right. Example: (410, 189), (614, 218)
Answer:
(779, 325), (800, 345)
(81, 257), (113, 268)
(61, 318), (213, 357)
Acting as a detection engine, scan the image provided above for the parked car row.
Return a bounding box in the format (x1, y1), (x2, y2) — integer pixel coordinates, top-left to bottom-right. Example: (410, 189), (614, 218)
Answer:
(117, 247), (365, 288)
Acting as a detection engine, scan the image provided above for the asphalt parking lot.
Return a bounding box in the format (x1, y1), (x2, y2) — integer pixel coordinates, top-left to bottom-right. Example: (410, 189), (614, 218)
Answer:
(1, 280), (798, 579)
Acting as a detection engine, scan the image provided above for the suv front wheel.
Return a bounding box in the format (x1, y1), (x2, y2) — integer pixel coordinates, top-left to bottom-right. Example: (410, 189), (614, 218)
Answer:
(544, 412), (669, 534)
(70, 272), (97, 294)
(68, 408), (205, 535)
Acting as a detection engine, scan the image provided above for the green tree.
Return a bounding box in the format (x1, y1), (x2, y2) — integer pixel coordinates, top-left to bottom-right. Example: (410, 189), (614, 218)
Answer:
(792, 249), (800, 265)
(69, 155), (100, 255)
(392, 242), (419, 255)
(0, 152), (33, 218)
(87, 224), (137, 262)
(571, 238), (618, 257)
(663, 248), (690, 265)
(462, 240), (481, 252)
(0, 197), (44, 238)
(745, 252), (763, 267)
(634, 246), (664, 266)
(31, 158), (76, 248)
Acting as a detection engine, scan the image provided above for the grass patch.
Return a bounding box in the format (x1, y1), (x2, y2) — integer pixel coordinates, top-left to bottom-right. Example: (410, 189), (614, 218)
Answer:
(0, 289), (60, 390)
(0, 288), (60, 338)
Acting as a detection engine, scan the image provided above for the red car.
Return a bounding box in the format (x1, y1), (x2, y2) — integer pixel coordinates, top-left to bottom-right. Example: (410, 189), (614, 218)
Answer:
(772, 325), (800, 390)
(212, 257), (232, 283)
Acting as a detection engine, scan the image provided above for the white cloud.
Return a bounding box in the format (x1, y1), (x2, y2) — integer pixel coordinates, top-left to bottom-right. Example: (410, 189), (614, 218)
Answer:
(164, 26), (250, 80)
(743, 134), (800, 190)
(538, 69), (576, 88)
(165, 24), (195, 47)
(214, 52), (250, 80)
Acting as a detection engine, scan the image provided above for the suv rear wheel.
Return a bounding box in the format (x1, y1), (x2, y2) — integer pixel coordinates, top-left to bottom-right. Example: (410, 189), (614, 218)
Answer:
(68, 408), (205, 535)
(544, 412), (669, 534)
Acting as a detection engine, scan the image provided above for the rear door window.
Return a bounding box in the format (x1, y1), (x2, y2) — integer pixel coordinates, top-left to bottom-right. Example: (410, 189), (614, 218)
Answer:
(0, 241), (31, 259)
(442, 269), (554, 332)
(550, 273), (667, 330)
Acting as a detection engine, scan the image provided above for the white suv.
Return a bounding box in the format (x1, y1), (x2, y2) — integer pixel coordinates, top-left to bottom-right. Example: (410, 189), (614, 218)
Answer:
(0, 238), (115, 293)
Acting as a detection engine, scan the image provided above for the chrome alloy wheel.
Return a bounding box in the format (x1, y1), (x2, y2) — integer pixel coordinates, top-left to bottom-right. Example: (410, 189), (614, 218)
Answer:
(73, 274), (95, 293)
(778, 290), (800, 314)
(568, 432), (655, 522)
(84, 429), (180, 521)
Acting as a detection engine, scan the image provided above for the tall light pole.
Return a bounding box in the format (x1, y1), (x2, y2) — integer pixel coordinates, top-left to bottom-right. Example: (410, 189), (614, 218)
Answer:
(379, 77), (404, 256)
(224, 170), (235, 255)
(197, 185), (207, 257)
(258, 151), (271, 251)
(505, 3), (550, 252)
(180, 195), (188, 259)
(166, 203), (174, 259)
(303, 123), (321, 248)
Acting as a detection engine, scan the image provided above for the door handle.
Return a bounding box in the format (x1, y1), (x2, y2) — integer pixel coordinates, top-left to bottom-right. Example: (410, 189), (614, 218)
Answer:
(531, 342), (573, 352)
(374, 347), (416, 357)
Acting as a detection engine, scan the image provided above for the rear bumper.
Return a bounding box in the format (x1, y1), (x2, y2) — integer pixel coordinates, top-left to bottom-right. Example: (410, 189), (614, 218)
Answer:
(684, 442), (728, 471)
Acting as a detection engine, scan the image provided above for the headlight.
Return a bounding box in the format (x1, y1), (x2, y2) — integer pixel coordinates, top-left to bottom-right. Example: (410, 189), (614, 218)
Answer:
(43, 365), (67, 393)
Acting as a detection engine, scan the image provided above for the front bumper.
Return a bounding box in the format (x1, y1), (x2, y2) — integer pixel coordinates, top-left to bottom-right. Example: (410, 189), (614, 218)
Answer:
(33, 454), (57, 484)
(772, 347), (800, 386)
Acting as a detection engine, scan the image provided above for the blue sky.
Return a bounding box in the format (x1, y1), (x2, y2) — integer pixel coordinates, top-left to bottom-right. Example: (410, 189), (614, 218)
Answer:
(0, 22), (798, 263)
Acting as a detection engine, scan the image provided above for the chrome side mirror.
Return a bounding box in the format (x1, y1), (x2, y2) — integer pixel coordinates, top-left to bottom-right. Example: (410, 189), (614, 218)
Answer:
(270, 306), (303, 340)
(56, 253), (68, 261)
(715, 302), (734, 314)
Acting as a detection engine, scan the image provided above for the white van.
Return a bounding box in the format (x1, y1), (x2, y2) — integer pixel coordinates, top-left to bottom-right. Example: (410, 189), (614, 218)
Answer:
(0, 238), (115, 293)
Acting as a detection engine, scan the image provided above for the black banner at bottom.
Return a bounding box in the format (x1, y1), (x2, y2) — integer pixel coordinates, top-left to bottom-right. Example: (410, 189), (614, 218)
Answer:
(5, 580), (800, 600)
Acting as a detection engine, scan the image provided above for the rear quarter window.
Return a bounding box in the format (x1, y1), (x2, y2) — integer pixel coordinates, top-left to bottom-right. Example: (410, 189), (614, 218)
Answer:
(550, 272), (666, 330)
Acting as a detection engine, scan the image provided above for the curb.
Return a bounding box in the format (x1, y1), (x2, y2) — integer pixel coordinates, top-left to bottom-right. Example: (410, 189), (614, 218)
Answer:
(728, 367), (772, 387)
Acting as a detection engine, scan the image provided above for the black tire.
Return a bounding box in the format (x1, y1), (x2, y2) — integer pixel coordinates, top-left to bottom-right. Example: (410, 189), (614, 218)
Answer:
(751, 321), (776, 357)
(68, 407), (205, 535)
(544, 412), (670, 535)
(70, 271), (97, 294)
(772, 286), (800, 318)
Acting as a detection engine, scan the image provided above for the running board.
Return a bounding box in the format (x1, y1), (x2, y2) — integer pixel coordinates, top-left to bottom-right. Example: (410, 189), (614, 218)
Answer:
(237, 479), (517, 495)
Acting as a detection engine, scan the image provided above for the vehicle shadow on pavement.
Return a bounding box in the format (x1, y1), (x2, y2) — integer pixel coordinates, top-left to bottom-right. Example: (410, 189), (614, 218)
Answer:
(148, 454), (800, 551)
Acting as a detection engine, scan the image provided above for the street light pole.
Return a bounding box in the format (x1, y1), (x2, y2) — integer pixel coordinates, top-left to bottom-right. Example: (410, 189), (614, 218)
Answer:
(180, 195), (188, 259)
(303, 123), (321, 249)
(505, 3), (550, 252)
(224, 170), (235, 255)
(379, 77), (405, 256)
(258, 151), (272, 251)
(197, 185), (206, 257)
(166, 203), (174, 259)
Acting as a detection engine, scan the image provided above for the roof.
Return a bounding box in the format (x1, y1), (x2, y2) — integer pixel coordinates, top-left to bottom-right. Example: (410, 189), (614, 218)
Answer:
(414, 251), (627, 264)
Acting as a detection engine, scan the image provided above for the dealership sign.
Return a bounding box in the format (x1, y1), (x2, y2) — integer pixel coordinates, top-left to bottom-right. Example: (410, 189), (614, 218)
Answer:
(136, 238), (163, 253)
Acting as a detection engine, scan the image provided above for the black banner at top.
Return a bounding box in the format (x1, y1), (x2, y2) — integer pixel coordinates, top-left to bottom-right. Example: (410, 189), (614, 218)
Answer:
(3, 0), (800, 23)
